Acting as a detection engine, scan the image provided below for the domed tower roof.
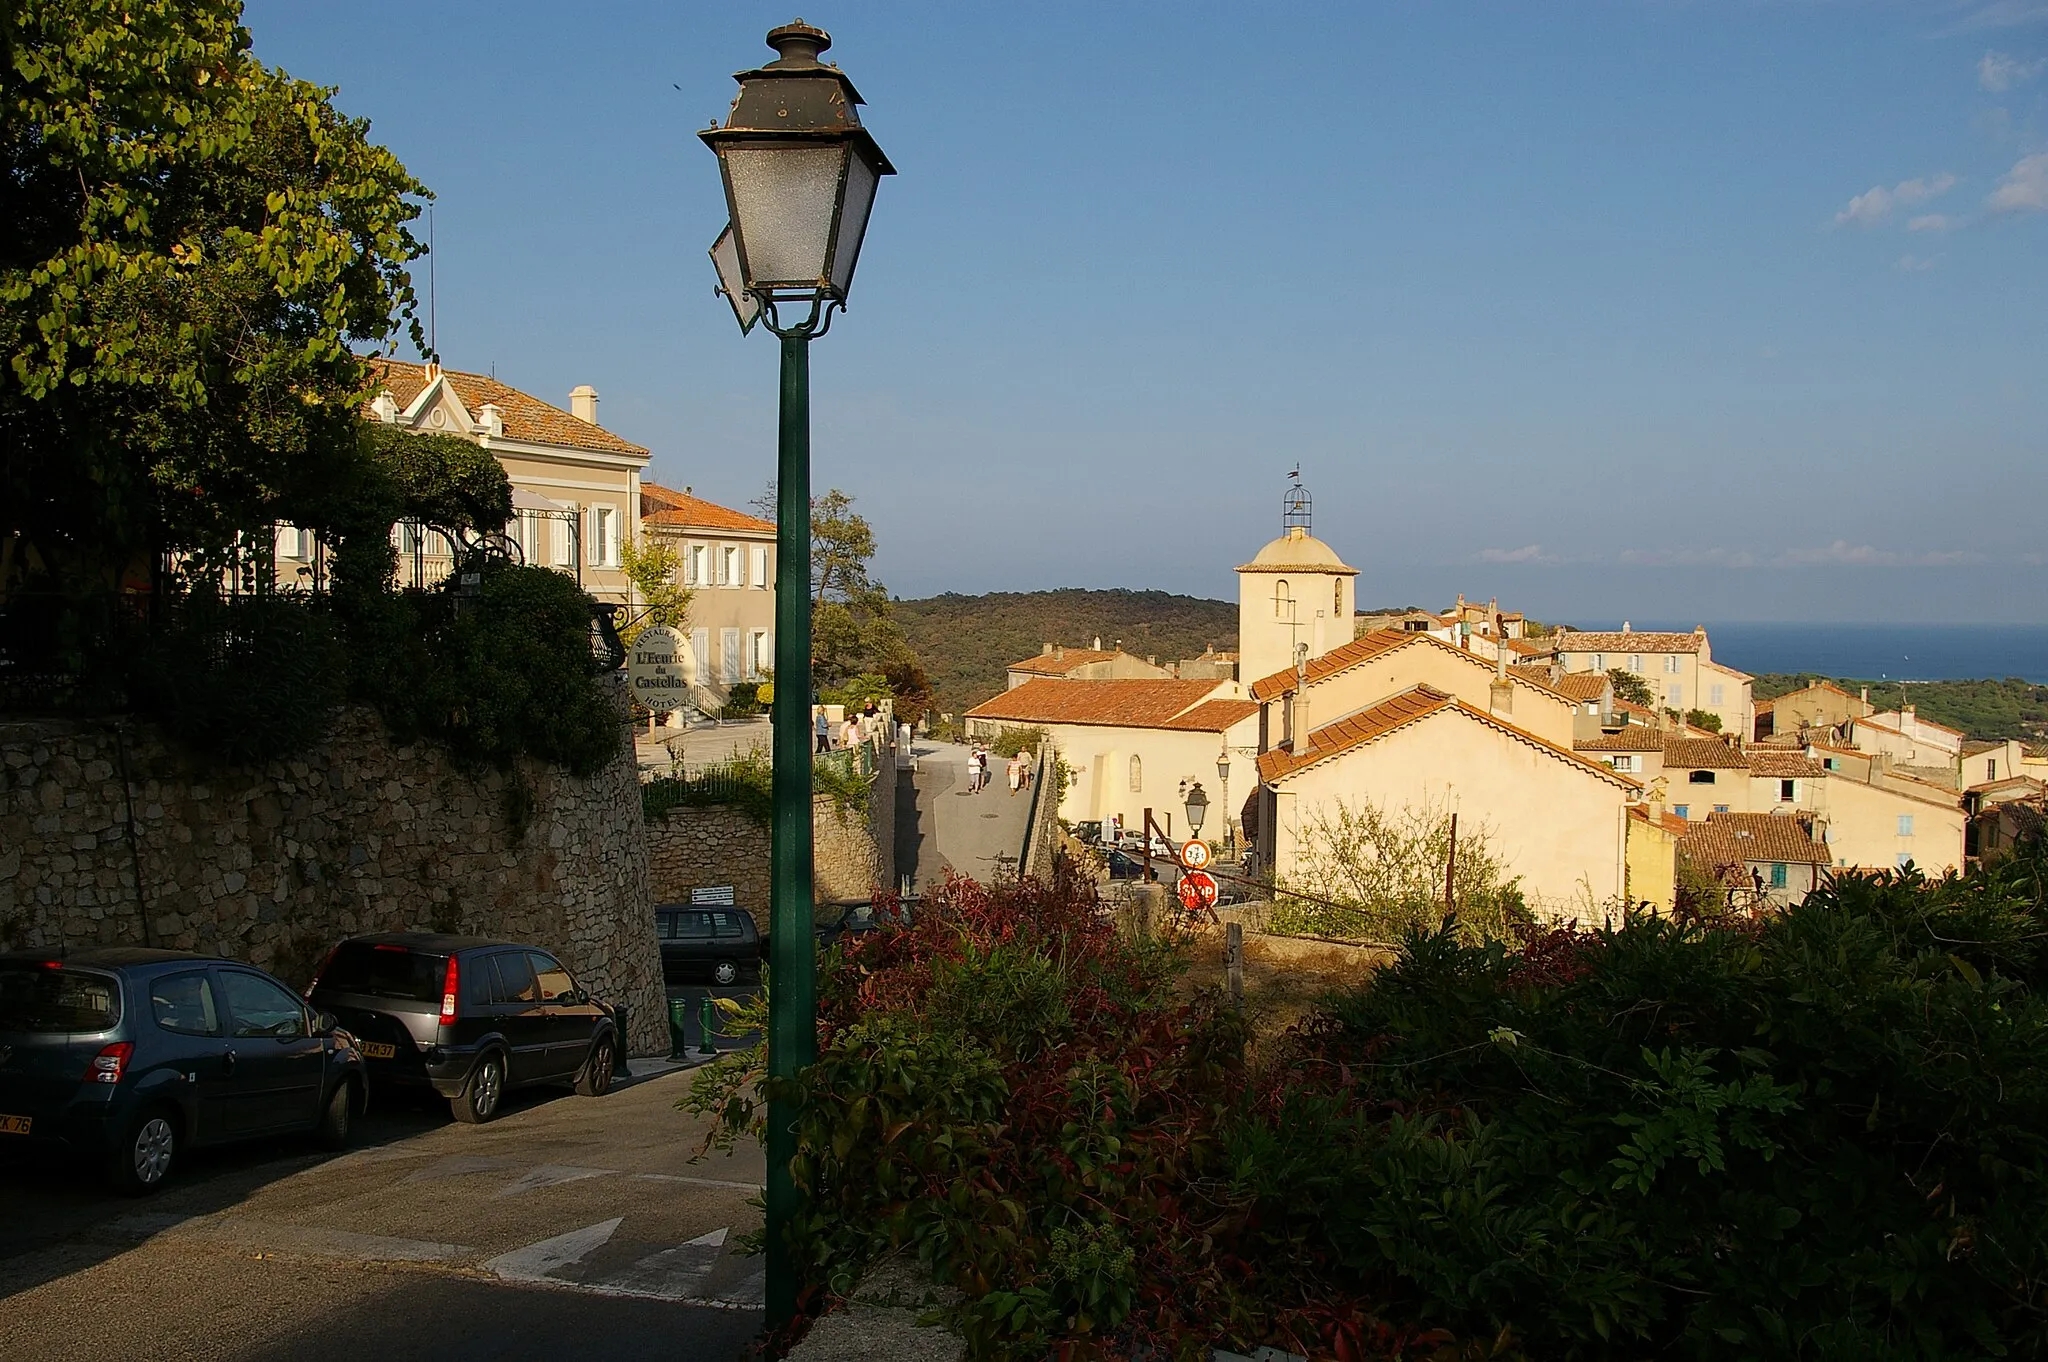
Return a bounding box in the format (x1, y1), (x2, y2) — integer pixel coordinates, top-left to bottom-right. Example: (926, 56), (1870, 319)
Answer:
(1237, 526), (1357, 576)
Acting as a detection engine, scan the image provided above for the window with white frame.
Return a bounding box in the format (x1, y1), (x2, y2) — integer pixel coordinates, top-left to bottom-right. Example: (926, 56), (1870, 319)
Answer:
(686, 543), (708, 586)
(1780, 779), (1795, 802)
(720, 628), (741, 683)
(1668, 684), (1683, 706)
(752, 545), (770, 589)
(588, 506), (617, 568)
(1664, 655), (1681, 675)
(722, 545), (742, 588)
(1590, 654), (1605, 671)
(749, 629), (771, 679)
(691, 627), (710, 680)
(1628, 653), (1643, 672)
(1709, 683), (1724, 706)
(1897, 814), (1915, 837)
(1608, 754), (1638, 773)
(553, 507), (576, 567)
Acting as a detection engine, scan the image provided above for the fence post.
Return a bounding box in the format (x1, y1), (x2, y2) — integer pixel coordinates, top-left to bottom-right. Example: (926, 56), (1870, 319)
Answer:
(1225, 922), (1244, 1006)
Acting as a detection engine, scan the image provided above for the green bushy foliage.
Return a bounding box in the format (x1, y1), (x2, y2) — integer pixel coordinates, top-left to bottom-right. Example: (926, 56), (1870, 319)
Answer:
(131, 591), (350, 763)
(983, 726), (1045, 758)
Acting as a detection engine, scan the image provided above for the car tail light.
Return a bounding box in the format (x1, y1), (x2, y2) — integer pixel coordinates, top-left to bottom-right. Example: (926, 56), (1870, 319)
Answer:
(86, 1042), (133, 1085)
(440, 956), (459, 1024)
(303, 944), (341, 999)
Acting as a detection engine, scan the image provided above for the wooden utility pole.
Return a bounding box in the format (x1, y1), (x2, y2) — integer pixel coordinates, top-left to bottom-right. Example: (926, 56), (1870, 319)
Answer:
(1444, 812), (1458, 912)
(1224, 922), (1244, 1006)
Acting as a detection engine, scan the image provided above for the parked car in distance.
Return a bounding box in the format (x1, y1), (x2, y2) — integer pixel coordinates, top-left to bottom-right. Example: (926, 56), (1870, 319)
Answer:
(1116, 832), (1177, 859)
(0, 948), (365, 1194)
(814, 901), (910, 950)
(306, 933), (617, 1124)
(1071, 821), (1103, 847)
(654, 907), (761, 986)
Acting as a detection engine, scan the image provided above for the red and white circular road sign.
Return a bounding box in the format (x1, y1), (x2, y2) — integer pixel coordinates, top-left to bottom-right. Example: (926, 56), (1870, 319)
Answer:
(1179, 839), (1212, 871)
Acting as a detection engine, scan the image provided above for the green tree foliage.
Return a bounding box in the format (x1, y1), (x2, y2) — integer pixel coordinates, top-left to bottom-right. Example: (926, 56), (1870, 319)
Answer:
(1607, 667), (1654, 708)
(1273, 797), (1531, 944)
(1, 0), (429, 596)
(809, 487), (916, 691)
(1684, 707), (1723, 733)
(1755, 672), (2048, 742)
(617, 535), (691, 645)
(893, 588), (1239, 720)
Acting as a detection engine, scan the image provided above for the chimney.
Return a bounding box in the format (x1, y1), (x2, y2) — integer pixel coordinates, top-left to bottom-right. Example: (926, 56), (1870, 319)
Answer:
(1093, 636), (1102, 651)
(1041, 643), (1053, 656)
(477, 402), (503, 438)
(1053, 645), (1063, 660)
(1622, 620), (1632, 633)
(371, 390), (399, 423)
(569, 384), (599, 424)
(1146, 655), (1157, 667)
(1859, 686), (1869, 705)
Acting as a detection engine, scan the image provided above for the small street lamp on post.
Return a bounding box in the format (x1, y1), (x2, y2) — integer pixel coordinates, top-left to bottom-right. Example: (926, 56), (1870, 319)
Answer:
(699, 19), (894, 1330)
(1183, 781), (1209, 840)
(1215, 750), (1232, 852)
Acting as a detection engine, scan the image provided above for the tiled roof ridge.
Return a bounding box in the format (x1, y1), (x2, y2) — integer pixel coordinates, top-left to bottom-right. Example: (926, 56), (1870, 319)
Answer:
(363, 355), (649, 457)
(1250, 628), (1574, 703)
(963, 677), (1227, 729)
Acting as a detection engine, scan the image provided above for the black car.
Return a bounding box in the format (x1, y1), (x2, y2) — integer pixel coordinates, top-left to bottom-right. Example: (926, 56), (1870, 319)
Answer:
(306, 933), (617, 1124)
(0, 949), (365, 1194)
(814, 901), (910, 950)
(655, 907), (761, 985)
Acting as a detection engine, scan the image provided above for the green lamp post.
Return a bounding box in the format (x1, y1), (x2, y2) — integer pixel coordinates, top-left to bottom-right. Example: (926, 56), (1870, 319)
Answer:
(699, 18), (894, 1328)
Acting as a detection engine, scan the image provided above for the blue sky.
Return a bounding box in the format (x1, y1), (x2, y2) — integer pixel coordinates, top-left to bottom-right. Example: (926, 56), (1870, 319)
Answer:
(244, 1), (2048, 623)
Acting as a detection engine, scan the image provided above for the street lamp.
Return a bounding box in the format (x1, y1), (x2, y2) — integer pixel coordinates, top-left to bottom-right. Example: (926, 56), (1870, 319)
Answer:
(1183, 781), (1209, 839)
(1216, 750), (1233, 852)
(699, 19), (894, 1331)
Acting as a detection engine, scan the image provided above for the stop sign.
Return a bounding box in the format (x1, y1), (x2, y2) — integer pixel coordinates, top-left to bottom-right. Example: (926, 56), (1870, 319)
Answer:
(1178, 870), (1219, 913)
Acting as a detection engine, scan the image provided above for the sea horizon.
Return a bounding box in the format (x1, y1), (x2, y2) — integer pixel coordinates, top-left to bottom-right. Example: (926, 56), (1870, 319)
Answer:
(1601, 621), (2048, 685)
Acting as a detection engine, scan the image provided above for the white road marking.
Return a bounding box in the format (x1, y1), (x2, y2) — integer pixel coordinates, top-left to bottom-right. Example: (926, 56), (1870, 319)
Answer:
(597, 1227), (730, 1300)
(494, 1164), (615, 1198)
(483, 1217), (622, 1283)
(629, 1172), (764, 1192)
(401, 1154), (515, 1182)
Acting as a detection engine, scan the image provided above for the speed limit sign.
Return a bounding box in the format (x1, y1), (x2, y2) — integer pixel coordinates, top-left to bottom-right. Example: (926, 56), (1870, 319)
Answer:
(1179, 839), (1211, 871)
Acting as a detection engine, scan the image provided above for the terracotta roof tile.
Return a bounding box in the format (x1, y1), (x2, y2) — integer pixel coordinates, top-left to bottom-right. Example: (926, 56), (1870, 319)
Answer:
(1155, 699), (1261, 732)
(1258, 685), (1640, 790)
(1516, 666), (1606, 702)
(1662, 737), (1750, 769)
(1008, 648), (1121, 676)
(1746, 750), (1827, 778)
(1679, 812), (1830, 867)
(365, 357), (648, 457)
(1553, 630), (1704, 654)
(965, 678), (1225, 729)
(639, 485), (776, 534)
(1249, 629), (1573, 705)
(1576, 729), (1665, 753)
(1629, 805), (1693, 837)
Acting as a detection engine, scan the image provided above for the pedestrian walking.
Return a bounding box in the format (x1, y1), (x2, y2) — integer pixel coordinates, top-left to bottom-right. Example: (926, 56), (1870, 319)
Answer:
(839, 716), (860, 751)
(1007, 753), (1024, 796)
(814, 707), (830, 754)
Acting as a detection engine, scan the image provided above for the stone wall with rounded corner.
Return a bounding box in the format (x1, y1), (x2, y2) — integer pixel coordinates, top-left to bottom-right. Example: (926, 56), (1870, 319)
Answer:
(0, 677), (667, 1056)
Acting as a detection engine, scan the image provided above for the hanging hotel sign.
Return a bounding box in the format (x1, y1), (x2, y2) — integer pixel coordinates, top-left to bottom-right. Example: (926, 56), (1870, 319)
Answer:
(629, 625), (694, 714)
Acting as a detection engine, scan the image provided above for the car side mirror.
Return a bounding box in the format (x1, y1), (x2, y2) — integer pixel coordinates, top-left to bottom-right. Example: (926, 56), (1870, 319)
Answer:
(564, 988), (587, 1006)
(314, 1011), (339, 1034)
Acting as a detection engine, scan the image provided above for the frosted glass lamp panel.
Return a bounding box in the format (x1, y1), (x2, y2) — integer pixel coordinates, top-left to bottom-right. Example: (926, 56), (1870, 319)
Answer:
(724, 144), (846, 286)
(828, 150), (879, 296)
(709, 224), (760, 332)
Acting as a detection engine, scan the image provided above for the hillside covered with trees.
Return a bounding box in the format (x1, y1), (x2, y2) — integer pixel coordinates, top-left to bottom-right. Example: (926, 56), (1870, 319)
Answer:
(892, 588), (1237, 721)
(1754, 674), (2048, 743)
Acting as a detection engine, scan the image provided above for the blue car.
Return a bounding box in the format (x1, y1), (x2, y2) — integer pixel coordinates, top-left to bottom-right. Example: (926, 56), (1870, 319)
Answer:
(0, 948), (366, 1194)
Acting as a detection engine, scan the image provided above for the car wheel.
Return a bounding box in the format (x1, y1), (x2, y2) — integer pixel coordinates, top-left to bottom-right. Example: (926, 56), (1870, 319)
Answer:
(316, 1081), (355, 1150)
(574, 1034), (615, 1097)
(451, 1052), (505, 1124)
(713, 960), (739, 986)
(109, 1107), (179, 1196)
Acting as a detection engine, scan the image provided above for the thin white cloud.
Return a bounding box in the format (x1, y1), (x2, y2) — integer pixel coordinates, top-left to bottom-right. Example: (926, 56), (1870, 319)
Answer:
(1946, 3), (2048, 35)
(1894, 252), (1943, 271)
(1774, 541), (1982, 567)
(1832, 173), (1959, 228)
(1979, 49), (2048, 89)
(1987, 151), (2048, 213)
(1907, 213), (1962, 232)
(1617, 547), (1758, 568)
(1477, 544), (1555, 565)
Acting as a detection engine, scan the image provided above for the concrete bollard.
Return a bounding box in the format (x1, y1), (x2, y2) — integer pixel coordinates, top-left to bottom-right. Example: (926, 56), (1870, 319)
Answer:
(1225, 922), (1244, 1007)
(667, 997), (691, 1059)
(611, 1004), (633, 1076)
(697, 994), (719, 1057)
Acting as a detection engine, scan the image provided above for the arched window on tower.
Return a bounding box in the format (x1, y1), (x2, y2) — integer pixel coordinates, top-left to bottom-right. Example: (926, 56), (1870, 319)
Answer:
(1274, 579), (1292, 620)
(1128, 754), (1143, 792)
(1334, 580), (1343, 617)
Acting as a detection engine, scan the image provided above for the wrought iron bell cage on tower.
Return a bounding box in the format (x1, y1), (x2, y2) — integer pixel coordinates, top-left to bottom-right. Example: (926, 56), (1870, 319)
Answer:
(1282, 470), (1312, 533)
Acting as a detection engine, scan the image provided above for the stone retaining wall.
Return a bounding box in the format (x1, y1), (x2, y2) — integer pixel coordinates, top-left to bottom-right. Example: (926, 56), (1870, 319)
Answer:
(0, 676), (667, 1056)
(646, 732), (899, 926)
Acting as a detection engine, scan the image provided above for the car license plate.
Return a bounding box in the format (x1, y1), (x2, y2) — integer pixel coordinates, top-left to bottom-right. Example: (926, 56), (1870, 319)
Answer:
(359, 1042), (397, 1060)
(0, 1114), (30, 1136)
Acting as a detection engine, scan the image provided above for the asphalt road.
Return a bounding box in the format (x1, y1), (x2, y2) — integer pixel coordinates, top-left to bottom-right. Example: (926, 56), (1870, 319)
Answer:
(0, 1062), (767, 1362)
